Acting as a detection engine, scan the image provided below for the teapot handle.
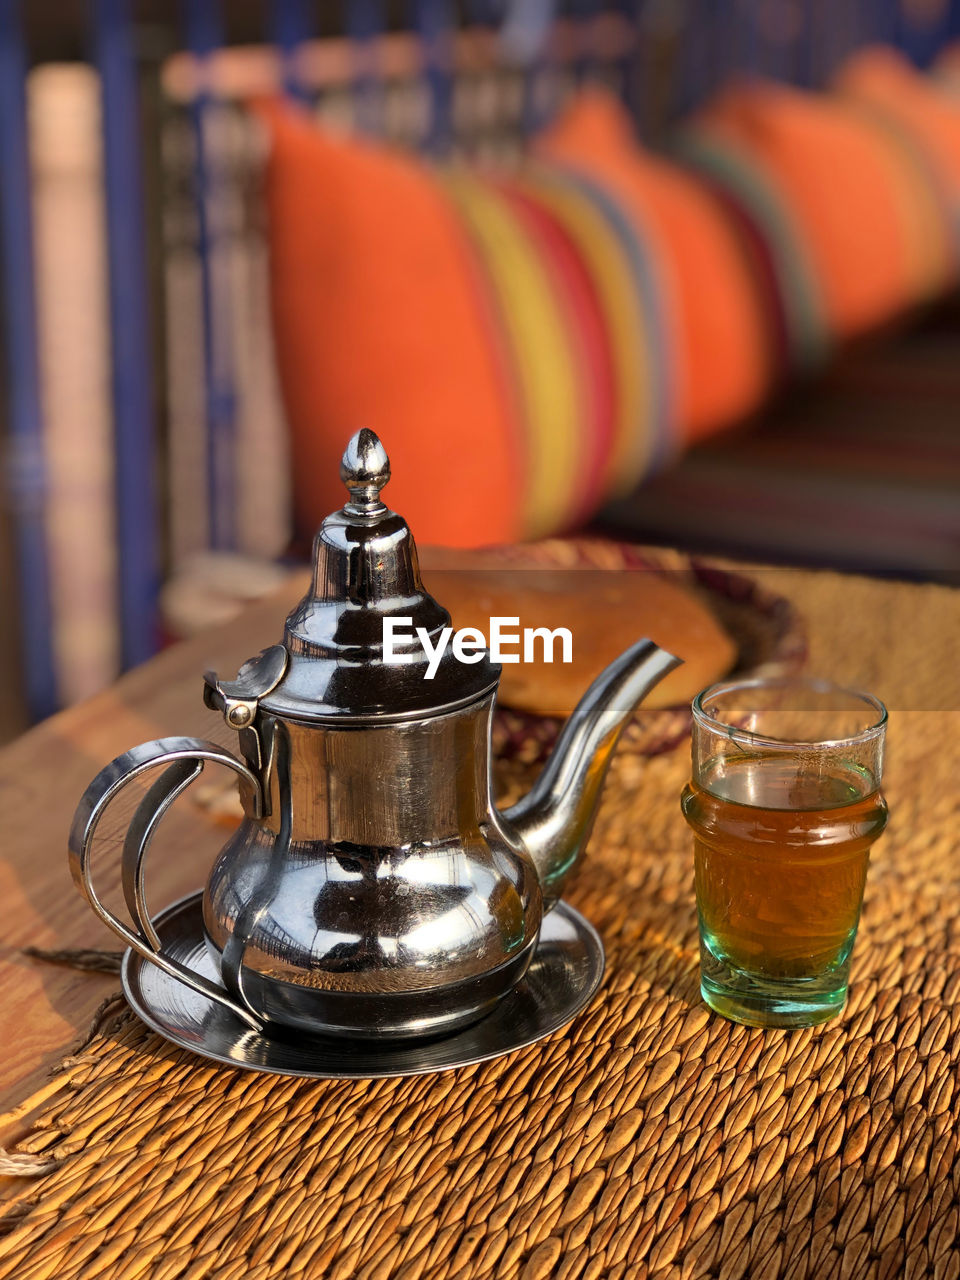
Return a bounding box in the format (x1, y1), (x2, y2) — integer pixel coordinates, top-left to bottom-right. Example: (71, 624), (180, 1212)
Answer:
(68, 737), (266, 1033)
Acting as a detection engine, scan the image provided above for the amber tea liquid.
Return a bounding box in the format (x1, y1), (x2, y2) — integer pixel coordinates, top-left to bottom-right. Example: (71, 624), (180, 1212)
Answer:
(682, 756), (887, 1026)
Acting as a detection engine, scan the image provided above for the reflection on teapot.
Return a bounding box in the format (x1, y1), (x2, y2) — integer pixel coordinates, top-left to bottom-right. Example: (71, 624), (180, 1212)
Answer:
(70, 431), (680, 1041)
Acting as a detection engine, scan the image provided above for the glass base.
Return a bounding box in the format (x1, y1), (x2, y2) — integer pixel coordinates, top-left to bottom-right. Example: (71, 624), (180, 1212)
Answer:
(700, 951), (848, 1029)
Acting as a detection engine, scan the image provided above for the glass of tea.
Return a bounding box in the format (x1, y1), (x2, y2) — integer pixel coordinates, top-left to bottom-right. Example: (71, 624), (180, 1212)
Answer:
(681, 676), (888, 1028)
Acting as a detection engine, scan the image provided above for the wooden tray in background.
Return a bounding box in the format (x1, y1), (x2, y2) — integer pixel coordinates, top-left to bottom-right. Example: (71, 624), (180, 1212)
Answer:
(479, 540), (807, 764)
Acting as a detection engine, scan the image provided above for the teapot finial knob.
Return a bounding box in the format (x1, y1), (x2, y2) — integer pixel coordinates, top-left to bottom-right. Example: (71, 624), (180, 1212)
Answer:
(341, 429), (390, 513)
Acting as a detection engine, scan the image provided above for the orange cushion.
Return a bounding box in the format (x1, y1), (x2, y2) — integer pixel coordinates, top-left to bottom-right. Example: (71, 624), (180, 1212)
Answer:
(835, 46), (960, 231)
(537, 88), (773, 444)
(839, 46), (960, 293)
(256, 99), (525, 548)
(694, 80), (935, 341)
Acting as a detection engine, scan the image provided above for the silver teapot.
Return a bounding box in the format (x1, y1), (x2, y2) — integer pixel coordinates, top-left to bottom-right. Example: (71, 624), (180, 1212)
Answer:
(70, 432), (679, 1041)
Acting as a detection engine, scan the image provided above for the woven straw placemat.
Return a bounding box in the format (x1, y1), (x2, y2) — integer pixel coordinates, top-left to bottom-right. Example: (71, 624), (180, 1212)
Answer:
(1, 570), (958, 1280)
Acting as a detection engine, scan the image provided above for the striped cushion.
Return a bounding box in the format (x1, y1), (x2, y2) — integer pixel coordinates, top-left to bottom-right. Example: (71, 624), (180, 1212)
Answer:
(496, 179), (616, 522)
(258, 100), (524, 547)
(678, 81), (956, 364)
(257, 96), (675, 546)
(537, 89), (775, 444)
(835, 46), (960, 250)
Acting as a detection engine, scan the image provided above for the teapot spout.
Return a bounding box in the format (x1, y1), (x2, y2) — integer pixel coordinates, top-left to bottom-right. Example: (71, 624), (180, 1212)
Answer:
(499, 640), (682, 910)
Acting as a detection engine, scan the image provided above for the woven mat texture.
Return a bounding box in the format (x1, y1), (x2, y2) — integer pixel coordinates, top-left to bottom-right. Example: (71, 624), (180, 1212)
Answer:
(1, 571), (959, 1280)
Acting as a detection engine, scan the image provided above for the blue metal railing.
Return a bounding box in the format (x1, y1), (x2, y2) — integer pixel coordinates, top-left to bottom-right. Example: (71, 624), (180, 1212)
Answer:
(271, 0), (315, 101)
(347, 0), (387, 134)
(182, 0), (240, 554)
(93, 0), (161, 672)
(0, 0), (58, 719)
(415, 0), (457, 154)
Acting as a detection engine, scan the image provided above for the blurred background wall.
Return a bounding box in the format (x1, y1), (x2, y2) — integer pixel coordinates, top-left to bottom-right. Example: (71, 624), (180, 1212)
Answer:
(1, 0), (959, 742)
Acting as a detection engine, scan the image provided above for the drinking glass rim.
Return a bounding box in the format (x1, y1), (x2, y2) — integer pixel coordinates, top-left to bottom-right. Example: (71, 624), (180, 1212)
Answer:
(692, 676), (888, 750)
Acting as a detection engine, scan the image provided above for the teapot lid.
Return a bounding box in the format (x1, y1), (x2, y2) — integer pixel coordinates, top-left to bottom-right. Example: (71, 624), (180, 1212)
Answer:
(217, 431), (500, 723)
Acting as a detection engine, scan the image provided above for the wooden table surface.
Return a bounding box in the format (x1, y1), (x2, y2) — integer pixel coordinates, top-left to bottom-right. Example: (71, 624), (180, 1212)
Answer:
(1, 563), (957, 1117)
